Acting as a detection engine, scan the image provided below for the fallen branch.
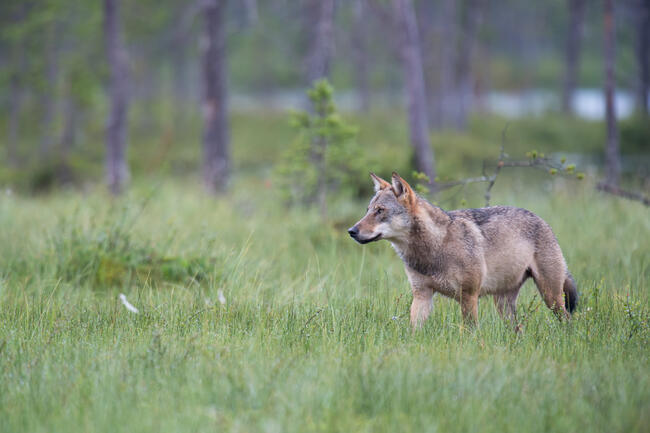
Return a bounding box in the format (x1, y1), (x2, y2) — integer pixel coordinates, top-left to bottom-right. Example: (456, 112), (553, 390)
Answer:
(596, 182), (650, 206)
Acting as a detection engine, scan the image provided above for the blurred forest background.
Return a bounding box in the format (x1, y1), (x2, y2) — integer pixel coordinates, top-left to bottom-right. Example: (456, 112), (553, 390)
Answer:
(0, 0), (648, 204)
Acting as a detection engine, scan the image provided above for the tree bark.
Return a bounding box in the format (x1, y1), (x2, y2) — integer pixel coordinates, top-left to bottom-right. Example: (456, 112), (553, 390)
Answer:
(352, 0), (370, 112)
(437, 0), (458, 128)
(562, 0), (585, 114)
(172, 30), (189, 118)
(454, 0), (482, 131)
(59, 92), (77, 160)
(635, 0), (649, 115)
(104, 0), (130, 195)
(604, 0), (620, 186)
(56, 93), (76, 184)
(393, 0), (436, 181)
(416, 0), (440, 128)
(7, 71), (23, 168)
(201, 0), (230, 193)
(307, 0), (335, 84)
(243, 0), (258, 26)
(40, 28), (59, 159)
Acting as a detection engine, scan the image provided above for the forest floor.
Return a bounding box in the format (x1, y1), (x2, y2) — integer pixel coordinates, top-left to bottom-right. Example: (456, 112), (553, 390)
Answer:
(0, 112), (648, 432)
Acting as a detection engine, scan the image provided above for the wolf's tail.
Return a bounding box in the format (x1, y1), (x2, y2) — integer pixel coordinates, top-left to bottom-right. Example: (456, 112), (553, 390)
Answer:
(563, 272), (578, 314)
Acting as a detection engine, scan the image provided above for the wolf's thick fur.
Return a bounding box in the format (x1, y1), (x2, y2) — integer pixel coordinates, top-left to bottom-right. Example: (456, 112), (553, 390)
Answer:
(348, 172), (577, 328)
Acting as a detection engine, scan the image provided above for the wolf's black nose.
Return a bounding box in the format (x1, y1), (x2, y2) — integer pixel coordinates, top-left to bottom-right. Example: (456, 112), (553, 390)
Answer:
(348, 226), (359, 238)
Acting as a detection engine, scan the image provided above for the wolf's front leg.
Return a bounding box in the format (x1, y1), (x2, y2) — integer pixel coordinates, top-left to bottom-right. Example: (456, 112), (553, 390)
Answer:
(410, 288), (434, 329)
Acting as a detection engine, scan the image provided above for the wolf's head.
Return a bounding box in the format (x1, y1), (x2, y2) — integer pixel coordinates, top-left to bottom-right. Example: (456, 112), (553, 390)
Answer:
(348, 172), (417, 244)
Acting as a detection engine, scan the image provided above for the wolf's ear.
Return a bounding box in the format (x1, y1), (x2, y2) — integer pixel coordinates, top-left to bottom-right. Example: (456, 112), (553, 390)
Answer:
(370, 172), (391, 192)
(391, 172), (415, 203)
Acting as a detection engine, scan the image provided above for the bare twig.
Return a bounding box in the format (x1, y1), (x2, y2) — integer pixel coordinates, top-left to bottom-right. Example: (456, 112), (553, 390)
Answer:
(427, 125), (580, 207)
(434, 175), (493, 191)
(596, 182), (650, 206)
(301, 308), (323, 336)
(484, 125), (509, 206)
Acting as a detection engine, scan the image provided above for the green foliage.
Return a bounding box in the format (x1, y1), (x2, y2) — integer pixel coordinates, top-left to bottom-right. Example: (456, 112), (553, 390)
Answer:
(276, 80), (365, 205)
(411, 171), (431, 195)
(620, 115), (650, 154)
(44, 205), (215, 288)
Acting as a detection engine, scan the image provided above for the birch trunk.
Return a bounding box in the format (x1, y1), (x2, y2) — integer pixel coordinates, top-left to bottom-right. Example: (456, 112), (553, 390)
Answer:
(104, 0), (130, 195)
(307, 0), (334, 84)
(352, 0), (370, 112)
(393, 0), (436, 181)
(562, 0), (585, 114)
(604, 0), (620, 186)
(201, 0), (230, 193)
(635, 0), (649, 115)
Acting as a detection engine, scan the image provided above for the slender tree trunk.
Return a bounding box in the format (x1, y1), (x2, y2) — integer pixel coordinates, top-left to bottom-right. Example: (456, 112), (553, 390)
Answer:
(604, 0), (620, 186)
(438, 0), (457, 127)
(416, 0), (440, 128)
(40, 30), (58, 159)
(57, 93), (76, 184)
(304, 0), (334, 213)
(635, 0), (649, 115)
(243, 0), (258, 25)
(562, 0), (585, 114)
(454, 0), (482, 131)
(393, 0), (436, 181)
(201, 0), (230, 193)
(7, 72), (22, 167)
(59, 91), (77, 160)
(352, 0), (370, 112)
(172, 31), (189, 122)
(104, 0), (130, 195)
(307, 0), (335, 84)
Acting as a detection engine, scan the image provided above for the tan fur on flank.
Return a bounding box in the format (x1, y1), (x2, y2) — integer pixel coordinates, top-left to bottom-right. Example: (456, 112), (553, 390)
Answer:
(349, 172), (578, 329)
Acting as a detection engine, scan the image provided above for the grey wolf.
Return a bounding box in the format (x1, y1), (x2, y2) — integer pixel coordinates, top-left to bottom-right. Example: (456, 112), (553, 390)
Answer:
(348, 172), (578, 329)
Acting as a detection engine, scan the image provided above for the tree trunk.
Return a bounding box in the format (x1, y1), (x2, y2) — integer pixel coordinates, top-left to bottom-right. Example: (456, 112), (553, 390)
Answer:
(635, 0), (649, 115)
(59, 92), (77, 160)
(7, 72), (22, 167)
(172, 31), (189, 122)
(604, 0), (620, 186)
(562, 0), (585, 114)
(201, 0), (230, 193)
(104, 0), (130, 195)
(56, 93), (77, 184)
(307, 0), (335, 84)
(416, 0), (440, 128)
(438, 0), (458, 128)
(40, 29), (59, 159)
(454, 0), (482, 131)
(243, 0), (258, 26)
(352, 0), (370, 112)
(393, 0), (436, 181)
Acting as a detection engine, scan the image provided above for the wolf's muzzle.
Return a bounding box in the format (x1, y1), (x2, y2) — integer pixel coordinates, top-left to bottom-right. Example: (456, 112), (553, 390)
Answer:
(348, 226), (381, 244)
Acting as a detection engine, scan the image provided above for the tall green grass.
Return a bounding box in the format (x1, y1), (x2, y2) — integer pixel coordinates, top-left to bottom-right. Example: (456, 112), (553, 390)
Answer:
(0, 176), (648, 432)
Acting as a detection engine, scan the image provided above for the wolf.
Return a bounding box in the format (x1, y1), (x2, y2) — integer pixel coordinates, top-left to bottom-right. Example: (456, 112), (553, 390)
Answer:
(348, 172), (577, 329)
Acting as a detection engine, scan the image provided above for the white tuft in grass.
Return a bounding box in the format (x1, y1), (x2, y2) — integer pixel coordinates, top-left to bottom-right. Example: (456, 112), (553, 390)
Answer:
(119, 293), (139, 313)
(217, 290), (226, 305)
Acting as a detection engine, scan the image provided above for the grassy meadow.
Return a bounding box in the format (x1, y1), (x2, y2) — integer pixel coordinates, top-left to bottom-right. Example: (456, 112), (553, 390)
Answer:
(0, 111), (649, 432)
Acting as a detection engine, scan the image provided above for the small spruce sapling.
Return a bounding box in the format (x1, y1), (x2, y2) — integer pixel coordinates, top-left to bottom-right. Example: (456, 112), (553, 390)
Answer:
(276, 79), (364, 218)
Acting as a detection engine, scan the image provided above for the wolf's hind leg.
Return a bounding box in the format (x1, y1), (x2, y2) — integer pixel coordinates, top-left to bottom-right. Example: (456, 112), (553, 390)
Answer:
(410, 288), (434, 329)
(493, 291), (522, 331)
(493, 291), (518, 321)
(459, 293), (479, 326)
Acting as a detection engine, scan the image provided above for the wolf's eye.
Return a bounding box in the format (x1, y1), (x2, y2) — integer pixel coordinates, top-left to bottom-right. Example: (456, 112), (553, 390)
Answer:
(375, 208), (383, 215)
